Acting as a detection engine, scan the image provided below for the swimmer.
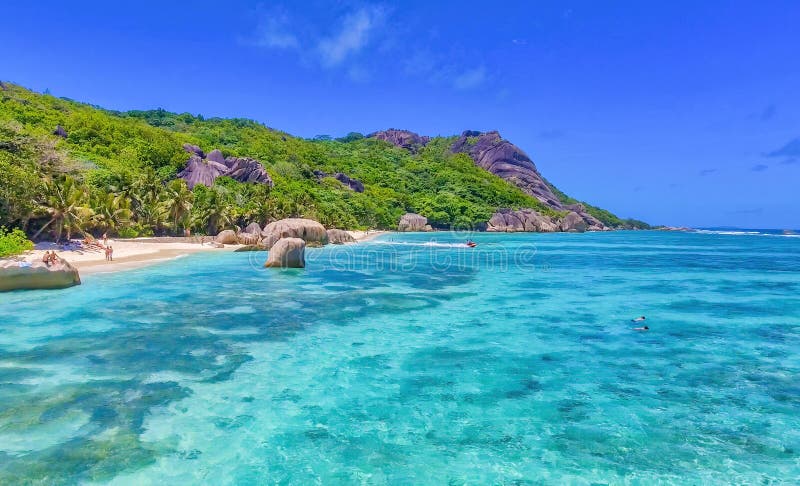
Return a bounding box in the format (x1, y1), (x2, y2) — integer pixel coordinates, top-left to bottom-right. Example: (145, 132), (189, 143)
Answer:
(631, 316), (646, 322)
(633, 325), (649, 331)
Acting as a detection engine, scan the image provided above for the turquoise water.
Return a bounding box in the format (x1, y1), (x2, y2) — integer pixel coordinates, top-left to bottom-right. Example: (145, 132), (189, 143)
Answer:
(1, 231), (799, 484)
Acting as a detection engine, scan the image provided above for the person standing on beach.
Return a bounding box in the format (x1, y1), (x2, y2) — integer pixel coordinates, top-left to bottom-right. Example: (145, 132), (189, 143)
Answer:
(108, 245), (113, 261)
(102, 232), (108, 247)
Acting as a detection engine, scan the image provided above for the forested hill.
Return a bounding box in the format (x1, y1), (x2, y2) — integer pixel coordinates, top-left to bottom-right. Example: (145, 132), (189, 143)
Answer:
(0, 82), (647, 240)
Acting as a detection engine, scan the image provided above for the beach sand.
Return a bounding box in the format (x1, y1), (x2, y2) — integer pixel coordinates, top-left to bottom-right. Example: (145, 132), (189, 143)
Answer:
(20, 231), (389, 274)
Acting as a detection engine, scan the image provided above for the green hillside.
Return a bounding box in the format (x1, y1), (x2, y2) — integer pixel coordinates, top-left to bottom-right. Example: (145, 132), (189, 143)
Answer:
(0, 82), (631, 240)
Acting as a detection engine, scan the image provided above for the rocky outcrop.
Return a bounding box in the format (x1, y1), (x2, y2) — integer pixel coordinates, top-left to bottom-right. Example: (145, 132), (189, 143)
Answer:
(370, 129), (430, 153)
(244, 222), (262, 235)
(206, 149), (226, 164)
(327, 229), (355, 244)
(225, 157), (273, 185)
(264, 237), (305, 268)
(398, 213), (429, 232)
(561, 212), (588, 232)
(178, 153), (228, 189)
(313, 171), (365, 192)
(564, 204), (605, 231)
(53, 125), (68, 138)
(177, 146), (273, 189)
(182, 143), (205, 158)
(260, 218), (328, 249)
(451, 131), (564, 210)
(0, 259), (81, 291)
(487, 209), (560, 232)
(215, 229), (238, 244)
(236, 232), (261, 245)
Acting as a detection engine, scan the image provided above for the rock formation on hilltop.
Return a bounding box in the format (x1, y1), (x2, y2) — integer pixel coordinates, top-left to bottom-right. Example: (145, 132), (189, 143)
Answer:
(372, 128), (612, 231)
(370, 129), (431, 153)
(313, 170), (365, 192)
(450, 130), (563, 210)
(177, 145), (273, 189)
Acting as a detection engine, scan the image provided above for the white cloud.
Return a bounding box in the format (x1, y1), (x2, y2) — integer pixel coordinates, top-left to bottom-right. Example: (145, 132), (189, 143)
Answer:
(318, 7), (385, 66)
(254, 8), (299, 49)
(453, 67), (487, 90)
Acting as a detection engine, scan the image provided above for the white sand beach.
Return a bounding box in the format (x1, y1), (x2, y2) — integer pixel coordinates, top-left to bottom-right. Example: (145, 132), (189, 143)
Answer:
(18, 231), (389, 274)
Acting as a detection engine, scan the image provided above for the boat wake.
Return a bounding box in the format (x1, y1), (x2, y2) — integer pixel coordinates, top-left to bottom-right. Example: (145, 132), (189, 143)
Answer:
(373, 241), (476, 248)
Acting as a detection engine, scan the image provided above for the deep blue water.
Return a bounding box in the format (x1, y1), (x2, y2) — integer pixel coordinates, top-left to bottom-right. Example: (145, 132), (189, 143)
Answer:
(1, 231), (799, 484)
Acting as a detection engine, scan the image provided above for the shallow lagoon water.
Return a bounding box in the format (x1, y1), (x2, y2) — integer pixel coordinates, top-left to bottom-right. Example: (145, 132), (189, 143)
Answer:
(1, 231), (799, 484)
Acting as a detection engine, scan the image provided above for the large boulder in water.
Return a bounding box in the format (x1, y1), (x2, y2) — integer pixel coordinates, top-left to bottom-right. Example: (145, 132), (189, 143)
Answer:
(561, 211), (588, 232)
(260, 218), (328, 249)
(327, 229), (355, 244)
(215, 229), (238, 244)
(0, 259), (81, 291)
(264, 237), (305, 268)
(398, 213), (429, 232)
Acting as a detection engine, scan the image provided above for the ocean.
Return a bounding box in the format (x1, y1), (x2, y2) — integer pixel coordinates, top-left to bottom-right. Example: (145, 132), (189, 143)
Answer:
(1, 230), (798, 484)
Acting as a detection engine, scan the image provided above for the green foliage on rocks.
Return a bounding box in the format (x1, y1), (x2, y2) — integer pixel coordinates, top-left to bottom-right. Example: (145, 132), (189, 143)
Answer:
(0, 82), (622, 238)
(0, 226), (34, 257)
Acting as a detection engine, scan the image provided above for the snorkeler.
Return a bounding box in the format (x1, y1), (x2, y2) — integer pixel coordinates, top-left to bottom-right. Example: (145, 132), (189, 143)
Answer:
(631, 316), (646, 322)
(633, 325), (649, 331)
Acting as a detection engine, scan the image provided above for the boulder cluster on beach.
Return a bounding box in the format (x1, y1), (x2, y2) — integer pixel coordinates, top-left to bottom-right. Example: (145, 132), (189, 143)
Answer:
(218, 218), (356, 268)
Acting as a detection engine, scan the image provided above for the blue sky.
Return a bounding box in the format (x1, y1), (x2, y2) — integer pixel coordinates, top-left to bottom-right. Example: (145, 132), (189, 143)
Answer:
(3, 1), (799, 228)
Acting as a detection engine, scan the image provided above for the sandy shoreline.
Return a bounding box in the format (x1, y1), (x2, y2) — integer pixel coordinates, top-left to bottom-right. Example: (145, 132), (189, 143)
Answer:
(16, 230), (389, 275)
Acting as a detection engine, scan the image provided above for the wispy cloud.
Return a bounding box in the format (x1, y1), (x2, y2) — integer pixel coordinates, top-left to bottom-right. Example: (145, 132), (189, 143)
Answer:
(699, 168), (717, 176)
(318, 6), (385, 67)
(766, 137), (800, 158)
(253, 7), (299, 49)
(403, 50), (489, 91)
(453, 66), (487, 90)
(246, 4), (491, 91)
(760, 104), (776, 121)
(751, 164), (769, 172)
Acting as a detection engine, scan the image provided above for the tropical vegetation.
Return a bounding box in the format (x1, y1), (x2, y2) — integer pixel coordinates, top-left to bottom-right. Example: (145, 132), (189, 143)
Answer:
(0, 82), (645, 241)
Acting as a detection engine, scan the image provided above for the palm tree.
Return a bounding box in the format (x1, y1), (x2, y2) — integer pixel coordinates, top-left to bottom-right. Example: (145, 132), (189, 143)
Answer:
(129, 170), (167, 232)
(162, 179), (193, 235)
(33, 176), (94, 241)
(91, 192), (133, 235)
(191, 186), (233, 235)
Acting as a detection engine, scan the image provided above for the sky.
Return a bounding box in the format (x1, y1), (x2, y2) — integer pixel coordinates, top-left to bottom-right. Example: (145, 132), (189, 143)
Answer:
(2, 0), (799, 228)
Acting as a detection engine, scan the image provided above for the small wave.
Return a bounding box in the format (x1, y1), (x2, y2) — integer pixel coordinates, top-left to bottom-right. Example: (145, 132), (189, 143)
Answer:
(694, 230), (799, 238)
(372, 241), (473, 248)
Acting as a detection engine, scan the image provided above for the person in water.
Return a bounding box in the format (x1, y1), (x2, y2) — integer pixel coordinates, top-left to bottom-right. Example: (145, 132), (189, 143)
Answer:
(632, 316), (646, 322)
(633, 325), (649, 331)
